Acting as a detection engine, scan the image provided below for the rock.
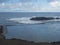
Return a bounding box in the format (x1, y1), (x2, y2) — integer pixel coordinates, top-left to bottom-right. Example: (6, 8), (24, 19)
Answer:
(30, 17), (55, 21)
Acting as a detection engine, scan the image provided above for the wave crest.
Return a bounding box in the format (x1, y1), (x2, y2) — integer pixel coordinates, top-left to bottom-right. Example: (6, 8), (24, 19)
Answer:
(7, 17), (60, 24)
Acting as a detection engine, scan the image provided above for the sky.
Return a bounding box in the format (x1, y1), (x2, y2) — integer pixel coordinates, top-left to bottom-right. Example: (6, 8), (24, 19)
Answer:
(0, 0), (60, 12)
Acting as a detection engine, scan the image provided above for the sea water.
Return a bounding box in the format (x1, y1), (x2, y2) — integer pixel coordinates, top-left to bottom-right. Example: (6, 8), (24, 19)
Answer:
(0, 12), (60, 42)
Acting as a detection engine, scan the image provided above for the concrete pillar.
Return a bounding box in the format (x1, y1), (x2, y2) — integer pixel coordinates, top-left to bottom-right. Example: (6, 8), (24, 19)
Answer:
(0, 25), (5, 40)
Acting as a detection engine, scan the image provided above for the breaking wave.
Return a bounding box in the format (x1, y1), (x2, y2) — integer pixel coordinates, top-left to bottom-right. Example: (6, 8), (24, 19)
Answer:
(7, 16), (60, 24)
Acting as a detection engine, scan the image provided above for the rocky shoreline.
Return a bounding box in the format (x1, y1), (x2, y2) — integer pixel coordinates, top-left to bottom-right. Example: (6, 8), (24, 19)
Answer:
(0, 38), (60, 45)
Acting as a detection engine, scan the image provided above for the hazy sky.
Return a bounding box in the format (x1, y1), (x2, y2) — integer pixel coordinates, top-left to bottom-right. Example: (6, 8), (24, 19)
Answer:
(0, 0), (60, 12)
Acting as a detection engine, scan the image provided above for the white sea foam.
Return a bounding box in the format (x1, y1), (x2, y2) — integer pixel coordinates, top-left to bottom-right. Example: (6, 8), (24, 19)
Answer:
(7, 16), (60, 24)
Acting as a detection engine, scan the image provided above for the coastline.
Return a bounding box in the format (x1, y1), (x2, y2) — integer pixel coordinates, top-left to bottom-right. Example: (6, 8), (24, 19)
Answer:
(0, 38), (60, 45)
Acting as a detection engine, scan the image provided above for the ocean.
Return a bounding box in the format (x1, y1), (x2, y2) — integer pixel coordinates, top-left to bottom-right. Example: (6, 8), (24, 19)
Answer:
(0, 12), (60, 42)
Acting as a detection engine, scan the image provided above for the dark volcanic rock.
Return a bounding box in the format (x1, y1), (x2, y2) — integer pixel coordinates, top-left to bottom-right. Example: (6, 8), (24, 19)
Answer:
(30, 17), (55, 21)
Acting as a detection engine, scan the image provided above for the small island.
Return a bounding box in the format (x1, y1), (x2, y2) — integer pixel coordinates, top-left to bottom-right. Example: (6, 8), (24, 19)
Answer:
(30, 17), (60, 21)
